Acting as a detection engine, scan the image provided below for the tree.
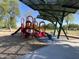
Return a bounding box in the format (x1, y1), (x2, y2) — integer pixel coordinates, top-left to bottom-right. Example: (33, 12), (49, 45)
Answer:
(44, 23), (55, 30)
(63, 24), (79, 30)
(0, 0), (19, 29)
(64, 13), (75, 33)
(7, 0), (19, 28)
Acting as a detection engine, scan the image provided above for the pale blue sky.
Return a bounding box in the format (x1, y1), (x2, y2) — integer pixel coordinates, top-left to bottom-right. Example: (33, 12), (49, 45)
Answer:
(73, 14), (79, 24)
(17, 1), (50, 27)
(16, 1), (79, 27)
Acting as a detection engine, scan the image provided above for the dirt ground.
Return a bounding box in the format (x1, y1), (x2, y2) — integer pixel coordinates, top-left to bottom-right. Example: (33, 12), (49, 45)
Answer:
(0, 30), (79, 59)
(0, 30), (34, 59)
(0, 30), (48, 59)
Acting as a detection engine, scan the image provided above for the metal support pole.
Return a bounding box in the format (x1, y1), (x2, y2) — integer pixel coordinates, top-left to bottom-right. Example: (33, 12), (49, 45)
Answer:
(53, 16), (69, 40)
(53, 21), (57, 36)
(57, 11), (65, 39)
(38, 10), (69, 40)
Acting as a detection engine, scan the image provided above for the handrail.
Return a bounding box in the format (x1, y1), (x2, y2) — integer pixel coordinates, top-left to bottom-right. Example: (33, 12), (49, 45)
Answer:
(26, 16), (34, 21)
(39, 21), (46, 32)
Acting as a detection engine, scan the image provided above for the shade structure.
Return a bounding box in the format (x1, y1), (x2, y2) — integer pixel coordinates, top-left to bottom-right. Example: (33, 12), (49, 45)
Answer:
(19, 0), (79, 39)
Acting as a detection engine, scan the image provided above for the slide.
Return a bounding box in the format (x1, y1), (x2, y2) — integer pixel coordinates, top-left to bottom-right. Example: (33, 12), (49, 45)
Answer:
(11, 26), (53, 41)
(11, 27), (21, 35)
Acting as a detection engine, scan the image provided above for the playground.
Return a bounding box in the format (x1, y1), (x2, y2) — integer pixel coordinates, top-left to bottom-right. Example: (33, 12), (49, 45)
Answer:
(0, 16), (55, 59)
(0, 0), (79, 59)
(0, 16), (79, 59)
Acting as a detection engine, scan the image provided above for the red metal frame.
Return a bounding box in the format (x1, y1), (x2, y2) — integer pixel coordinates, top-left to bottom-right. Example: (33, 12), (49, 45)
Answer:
(21, 17), (24, 32)
(26, 16), (34, 21)
(39, 21), (46, 32)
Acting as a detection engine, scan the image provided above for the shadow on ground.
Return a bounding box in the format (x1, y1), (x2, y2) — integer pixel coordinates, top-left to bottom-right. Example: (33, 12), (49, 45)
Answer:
(0, 33), (33, 59)
(16, 44), (79, 59)
(0, 34), (79, 59)
(0, 33), (47, 59)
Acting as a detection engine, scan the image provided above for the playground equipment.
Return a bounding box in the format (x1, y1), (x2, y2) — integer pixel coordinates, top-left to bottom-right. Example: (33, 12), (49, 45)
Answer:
(21, 16), (33, 37)
(11, 16), (54, 41)
(21, 17), (24, 35)
(32, 18), (38, 33)
(21, 21), (32, 38)
(37, 21), (46, 38)
(21, 16), (46, 38)
(39, 21), (46, 32)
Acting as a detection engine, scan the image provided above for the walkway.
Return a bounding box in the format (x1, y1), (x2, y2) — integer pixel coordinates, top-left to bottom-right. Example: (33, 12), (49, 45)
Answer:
(16, 36), (79, 59)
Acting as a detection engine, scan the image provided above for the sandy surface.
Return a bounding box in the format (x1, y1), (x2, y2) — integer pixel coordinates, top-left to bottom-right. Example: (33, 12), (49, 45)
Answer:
(0, 31), (32, 59)
(0, 30), (79, 59)
(0, 31), (49, 59)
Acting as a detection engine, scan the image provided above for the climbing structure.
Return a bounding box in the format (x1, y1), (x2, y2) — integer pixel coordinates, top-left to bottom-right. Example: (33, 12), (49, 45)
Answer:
(11, 16), (46, 38)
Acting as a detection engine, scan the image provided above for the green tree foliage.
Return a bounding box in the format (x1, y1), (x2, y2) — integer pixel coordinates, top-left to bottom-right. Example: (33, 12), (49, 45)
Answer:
(64, 13), (75, 23)
(0, 20), (5, 28)
(44, 23), (55, 30)
(63, 24), (79, 30)
(0, 0), (19, 28)
(64, 13), (75, 33)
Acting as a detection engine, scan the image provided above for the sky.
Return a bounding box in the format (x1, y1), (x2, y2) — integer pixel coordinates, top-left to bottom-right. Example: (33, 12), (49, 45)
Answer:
(16, 1), (50, 27)
(73, 14), (79, 24)
(16, 1), (79, 27)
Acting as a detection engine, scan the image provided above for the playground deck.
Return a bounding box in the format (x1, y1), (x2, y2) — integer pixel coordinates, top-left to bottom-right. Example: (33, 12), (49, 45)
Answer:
(0, 31), (79, 59)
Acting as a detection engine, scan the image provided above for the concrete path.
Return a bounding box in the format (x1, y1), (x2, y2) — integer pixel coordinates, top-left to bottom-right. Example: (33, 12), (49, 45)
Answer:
(16, 36), (79, 59)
